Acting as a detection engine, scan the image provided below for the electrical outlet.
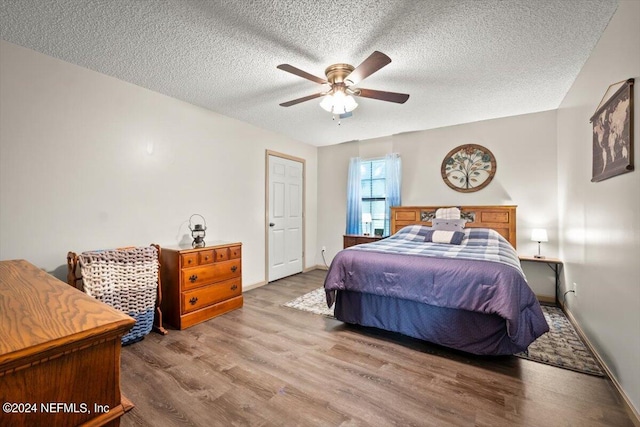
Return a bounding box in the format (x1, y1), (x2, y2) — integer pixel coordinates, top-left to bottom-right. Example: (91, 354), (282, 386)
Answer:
(573, 282), (578, 297)
(321, 246), (326, 252)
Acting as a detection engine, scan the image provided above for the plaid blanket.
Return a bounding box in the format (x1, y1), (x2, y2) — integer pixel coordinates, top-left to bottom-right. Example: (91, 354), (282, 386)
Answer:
(324, 225), (548, 354)
(348, 225), (523, 276)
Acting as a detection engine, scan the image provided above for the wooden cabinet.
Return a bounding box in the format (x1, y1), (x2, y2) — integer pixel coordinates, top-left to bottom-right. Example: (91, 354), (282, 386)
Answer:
(160, 242), (243, 330)
(0, 259), (135, 427)
(343, 234), (386, 248)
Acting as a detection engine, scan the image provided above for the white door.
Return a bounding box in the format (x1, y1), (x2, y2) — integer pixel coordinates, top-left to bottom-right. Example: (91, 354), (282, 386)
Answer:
(268, 155), (303, 281)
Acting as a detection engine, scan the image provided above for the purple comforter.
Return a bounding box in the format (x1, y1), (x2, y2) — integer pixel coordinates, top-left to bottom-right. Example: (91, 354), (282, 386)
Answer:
(324, 242), (549, 352)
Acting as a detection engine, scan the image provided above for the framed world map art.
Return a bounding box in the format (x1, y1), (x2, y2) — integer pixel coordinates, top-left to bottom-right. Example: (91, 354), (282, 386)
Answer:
(590, 78), (634, 182)
(441, 144), (496, 193)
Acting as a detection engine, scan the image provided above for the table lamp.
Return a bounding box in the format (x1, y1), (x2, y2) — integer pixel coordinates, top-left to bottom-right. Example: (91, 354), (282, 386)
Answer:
(362, 213), (372, 236)
(531, 228), (548, 259)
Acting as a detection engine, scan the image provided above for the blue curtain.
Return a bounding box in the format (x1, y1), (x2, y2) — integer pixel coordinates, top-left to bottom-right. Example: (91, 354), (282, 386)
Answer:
(385, 153), (402, 227)
(346, 157), (362, 235)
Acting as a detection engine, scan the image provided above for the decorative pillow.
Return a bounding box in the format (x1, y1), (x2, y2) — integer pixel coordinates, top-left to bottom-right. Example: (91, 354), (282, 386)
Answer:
(424, 230), (465, 245)
(432, 218), (466, 232)
(435, 207), (461, 219)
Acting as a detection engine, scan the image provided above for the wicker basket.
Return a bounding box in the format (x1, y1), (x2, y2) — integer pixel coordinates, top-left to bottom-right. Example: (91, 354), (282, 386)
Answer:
(78, 246), (159, 345)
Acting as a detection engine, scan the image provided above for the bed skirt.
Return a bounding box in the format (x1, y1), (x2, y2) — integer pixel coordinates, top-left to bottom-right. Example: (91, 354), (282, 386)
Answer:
(334, 290), (528, 355)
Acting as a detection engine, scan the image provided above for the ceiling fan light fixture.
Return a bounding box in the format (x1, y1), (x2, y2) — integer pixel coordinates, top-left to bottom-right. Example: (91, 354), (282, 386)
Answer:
(278, 51), (408, 113)
(319, 94), (334, 112)
(319, 91), (358, 114)
(341, 93), (359, 113)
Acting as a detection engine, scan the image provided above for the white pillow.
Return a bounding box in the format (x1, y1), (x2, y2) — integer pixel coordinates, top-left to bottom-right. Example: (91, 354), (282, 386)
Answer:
(424, 230), (465, 245)
(435, 207), (461, 219)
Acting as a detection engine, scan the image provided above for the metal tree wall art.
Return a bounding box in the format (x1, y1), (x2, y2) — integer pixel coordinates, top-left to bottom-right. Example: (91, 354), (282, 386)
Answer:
(441, 144), (496, 192)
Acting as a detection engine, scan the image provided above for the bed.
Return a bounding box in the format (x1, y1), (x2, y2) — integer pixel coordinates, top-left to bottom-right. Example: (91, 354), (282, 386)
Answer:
(323, 205), (549, 355)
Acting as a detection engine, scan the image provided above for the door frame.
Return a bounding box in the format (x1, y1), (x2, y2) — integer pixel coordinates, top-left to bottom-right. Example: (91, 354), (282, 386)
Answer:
(265, 150), (306, 283)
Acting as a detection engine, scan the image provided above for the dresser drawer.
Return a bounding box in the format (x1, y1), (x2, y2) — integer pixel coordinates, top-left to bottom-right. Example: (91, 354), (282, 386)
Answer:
(229, 245), (241, 259)
(182, 278), (242, 313)
(214, 247), (229, 262)
(181, 253), (198, 268)
(198, 250), (214, 265)
(181, 259), (241, 291)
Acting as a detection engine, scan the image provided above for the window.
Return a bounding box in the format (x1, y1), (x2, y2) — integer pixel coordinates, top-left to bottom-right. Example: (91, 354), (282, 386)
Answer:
(346, 154), (400, 237)
(360, 159), (389, 235)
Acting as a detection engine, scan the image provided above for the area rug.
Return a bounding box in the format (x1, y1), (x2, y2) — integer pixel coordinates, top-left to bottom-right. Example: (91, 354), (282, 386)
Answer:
(283, 288), (604, 376)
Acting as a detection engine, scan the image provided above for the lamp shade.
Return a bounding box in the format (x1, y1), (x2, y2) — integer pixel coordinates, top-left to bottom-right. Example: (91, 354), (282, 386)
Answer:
(319, 95), (334, 112)
(531, 228), (548, 242)
(362, 213), (372, 223)
(319, 92), (358, 114)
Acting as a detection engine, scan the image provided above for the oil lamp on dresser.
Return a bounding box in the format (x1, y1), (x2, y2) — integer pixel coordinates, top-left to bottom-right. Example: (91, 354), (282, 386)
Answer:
(189, 214), (207, 248)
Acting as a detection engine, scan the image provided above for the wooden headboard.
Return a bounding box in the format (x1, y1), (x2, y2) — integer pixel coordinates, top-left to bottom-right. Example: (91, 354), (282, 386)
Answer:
(391, 205), (517, 248)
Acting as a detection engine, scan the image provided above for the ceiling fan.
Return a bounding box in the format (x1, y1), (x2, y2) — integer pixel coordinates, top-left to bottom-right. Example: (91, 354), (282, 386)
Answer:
(277, 51), (410, 115)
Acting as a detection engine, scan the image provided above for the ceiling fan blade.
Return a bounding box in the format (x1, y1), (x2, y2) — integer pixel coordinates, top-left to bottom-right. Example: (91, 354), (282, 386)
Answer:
(277, 64), (327, 85)
(279, 92), (324, 107)
(356, 88), (410, 104)
(345, 51), (392, 85)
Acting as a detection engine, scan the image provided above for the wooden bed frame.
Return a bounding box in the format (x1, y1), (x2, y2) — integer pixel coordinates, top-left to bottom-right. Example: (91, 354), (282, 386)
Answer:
(390, 205), (517, 248)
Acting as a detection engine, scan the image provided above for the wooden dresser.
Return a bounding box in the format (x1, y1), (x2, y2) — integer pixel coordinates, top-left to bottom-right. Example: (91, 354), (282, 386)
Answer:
(0, 259), (135, 427)
(160, 242), (243, 330)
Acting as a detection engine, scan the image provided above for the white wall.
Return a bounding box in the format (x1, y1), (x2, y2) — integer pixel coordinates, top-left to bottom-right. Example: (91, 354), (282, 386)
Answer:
(557, 0), (640, 414)
(318, 110), (559, 297)
(0, 41), (318, 288)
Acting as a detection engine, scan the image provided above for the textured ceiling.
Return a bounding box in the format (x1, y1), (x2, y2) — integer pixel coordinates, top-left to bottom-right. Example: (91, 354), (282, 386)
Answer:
(1, 0), (619, 147)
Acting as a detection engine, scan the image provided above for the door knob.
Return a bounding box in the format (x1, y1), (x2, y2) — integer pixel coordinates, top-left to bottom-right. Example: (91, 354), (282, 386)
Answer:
(269, 222), (275, 227)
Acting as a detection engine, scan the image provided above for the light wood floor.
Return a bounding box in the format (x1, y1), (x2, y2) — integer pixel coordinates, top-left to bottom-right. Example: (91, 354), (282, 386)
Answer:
(120, 269), (634, 427)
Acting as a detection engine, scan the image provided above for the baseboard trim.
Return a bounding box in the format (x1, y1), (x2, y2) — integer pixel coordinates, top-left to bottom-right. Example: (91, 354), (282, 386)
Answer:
(305, 264), (328, 272)
(536, 295), (555, 304)
(563, 306), (640, 426)
(243, 280), (267, 292)
(247, 267), (327, 292)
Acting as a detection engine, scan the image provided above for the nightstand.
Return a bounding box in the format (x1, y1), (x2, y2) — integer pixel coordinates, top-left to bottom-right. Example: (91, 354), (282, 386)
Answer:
(519, 256), (563, 306)
(343, 234), (385, 249)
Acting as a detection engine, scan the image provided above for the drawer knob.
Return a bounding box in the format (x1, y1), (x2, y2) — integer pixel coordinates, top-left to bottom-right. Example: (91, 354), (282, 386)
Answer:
(189, 274), (198, 283)
(189, 297), (198, 305)
(231, 284), (238, 291)
(188, 259), (192, 264)
(231, 265), (237, 272)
